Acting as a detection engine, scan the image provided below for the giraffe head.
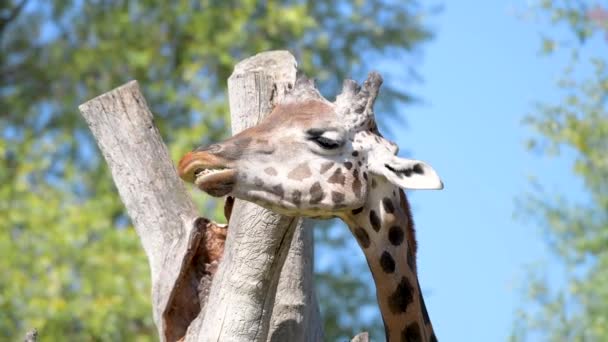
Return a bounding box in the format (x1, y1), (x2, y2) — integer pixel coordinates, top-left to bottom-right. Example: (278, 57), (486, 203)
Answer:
(178, 73), (442, 218)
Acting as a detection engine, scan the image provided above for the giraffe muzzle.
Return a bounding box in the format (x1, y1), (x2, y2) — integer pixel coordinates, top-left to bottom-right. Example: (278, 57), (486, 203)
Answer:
(178, 151), (237, 197)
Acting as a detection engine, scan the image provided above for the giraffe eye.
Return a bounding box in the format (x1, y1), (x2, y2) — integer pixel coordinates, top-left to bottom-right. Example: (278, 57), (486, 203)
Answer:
(306, 128), (344, 151)
(312, 136), (342, 149)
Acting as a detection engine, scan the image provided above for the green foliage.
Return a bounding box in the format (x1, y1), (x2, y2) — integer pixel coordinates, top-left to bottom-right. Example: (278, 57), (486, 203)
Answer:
(1, 0), (432, 340)
(513, 1), (608, 341)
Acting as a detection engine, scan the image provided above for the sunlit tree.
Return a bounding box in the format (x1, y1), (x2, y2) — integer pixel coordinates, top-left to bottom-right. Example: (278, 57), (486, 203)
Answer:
(0, 1), (433, 340)
(513, 2), (608, 341)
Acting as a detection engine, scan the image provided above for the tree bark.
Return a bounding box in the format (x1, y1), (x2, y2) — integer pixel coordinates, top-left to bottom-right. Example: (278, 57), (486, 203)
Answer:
(79, 82), (216, 341)
(231, 51), (323, 342)
(186, 51), (323, 342)
(78, 51), (323, 342)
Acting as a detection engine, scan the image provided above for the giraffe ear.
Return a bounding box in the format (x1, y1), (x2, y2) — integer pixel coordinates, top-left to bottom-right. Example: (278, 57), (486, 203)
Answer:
(370, 155), (443, 190)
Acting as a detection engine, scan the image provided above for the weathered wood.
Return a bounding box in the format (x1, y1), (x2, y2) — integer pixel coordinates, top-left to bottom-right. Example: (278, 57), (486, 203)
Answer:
(187, 51), (323, 342)
(351, 332), (370, 342)
(231, 51), (323, 342)
(78, 83), (221, 341)
(79, 51), (323, 342)
(268, 222), (323, 342)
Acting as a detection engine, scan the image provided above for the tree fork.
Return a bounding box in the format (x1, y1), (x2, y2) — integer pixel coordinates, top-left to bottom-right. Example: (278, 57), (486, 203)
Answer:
(78, 51), (322, 342)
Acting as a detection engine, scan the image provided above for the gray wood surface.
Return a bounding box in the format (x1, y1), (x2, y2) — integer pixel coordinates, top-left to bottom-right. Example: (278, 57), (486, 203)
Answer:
(79, 51), (324, 342)
(188, 51), (323, 342)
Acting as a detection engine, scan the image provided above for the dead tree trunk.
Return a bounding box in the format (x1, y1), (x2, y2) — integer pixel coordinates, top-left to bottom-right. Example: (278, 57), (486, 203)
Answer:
(78, 51), (322, 342)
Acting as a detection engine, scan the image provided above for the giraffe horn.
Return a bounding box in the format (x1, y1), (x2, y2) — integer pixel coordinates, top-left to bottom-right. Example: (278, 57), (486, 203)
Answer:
(335, 72), (383, 128)
(283, 73), (329, 104)
(358, 71), (383, 110)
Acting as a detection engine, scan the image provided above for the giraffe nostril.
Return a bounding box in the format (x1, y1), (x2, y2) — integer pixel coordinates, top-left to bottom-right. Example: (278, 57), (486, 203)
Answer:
(196, 144), (222, 154)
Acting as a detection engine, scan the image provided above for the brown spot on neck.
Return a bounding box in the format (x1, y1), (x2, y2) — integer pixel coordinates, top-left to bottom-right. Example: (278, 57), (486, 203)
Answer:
(388, 277), (414, 314)
(344, 186), (433, 341)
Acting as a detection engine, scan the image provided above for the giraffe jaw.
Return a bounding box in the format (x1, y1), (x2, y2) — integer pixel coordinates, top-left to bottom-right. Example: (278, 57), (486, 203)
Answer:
(177, 151), (236, 197)
(194, 168), (237, 197)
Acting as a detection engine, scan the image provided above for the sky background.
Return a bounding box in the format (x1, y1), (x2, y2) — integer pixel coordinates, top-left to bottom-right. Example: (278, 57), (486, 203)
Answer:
(318, 1), (606, 341)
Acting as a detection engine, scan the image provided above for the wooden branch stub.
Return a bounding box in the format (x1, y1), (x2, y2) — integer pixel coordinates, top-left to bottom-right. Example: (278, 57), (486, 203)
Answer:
(78, 82), (220, 341)
(351, 332), (370, 342)
(80, 51), (324, 342)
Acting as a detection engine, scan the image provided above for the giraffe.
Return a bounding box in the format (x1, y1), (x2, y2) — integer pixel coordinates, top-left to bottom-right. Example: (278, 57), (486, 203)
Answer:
(177, 73), (443, 342)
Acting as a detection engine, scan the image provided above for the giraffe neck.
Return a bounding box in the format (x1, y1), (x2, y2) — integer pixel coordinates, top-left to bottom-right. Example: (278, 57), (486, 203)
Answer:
(343, 178), (436, 342)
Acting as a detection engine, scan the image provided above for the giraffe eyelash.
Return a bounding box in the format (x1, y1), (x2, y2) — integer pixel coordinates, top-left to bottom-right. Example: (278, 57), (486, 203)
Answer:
(311, 136), (342, 149)
(306, 128), (345, 150)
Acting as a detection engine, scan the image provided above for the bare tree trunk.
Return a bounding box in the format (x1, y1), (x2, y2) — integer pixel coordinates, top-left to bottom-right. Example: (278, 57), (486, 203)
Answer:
(79, 81), (203, 341)
(186, 51), (323, 342)
(231, 51), (323, 342)
(78, 51), (322, 342)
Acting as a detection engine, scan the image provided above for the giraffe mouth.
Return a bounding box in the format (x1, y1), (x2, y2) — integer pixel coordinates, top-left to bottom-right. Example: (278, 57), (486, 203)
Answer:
(177, 151), (236, 197)
(193, 168), (237, 197)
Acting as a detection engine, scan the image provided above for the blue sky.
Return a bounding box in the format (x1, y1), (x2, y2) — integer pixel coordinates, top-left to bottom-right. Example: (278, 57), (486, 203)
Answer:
(401, 2), (557, 340)
(319, 1), (606, 341)
(391, 1), (607, 340)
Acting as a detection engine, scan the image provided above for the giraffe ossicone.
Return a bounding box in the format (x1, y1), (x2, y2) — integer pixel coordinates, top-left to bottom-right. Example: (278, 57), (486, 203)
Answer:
(178, 72), (443, 341)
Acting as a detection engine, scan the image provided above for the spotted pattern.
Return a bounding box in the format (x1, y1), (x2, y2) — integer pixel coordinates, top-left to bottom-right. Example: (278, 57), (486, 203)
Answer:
(388, 277), (414, 314)
(401, 322), (422, 342)
(382, 198), (395, 213)
(354, 227), (370, 248)
(271, 185), (284, 198)
(288, 163), (312, 180)
(380, 251), (395, 273)
(352, 207), (364, 215)
(309, 182), (324, 204)
(254, 177), (264, 187)
(369, 210), (381, 232)
(191, 96), (436, 339)
(328, 168), (345, 186)
(331, 191), (345, 204)
(388, 226), (404, 246)
(352, 172), (362, 198)
(291, 190), (302, 205)
(320, 161), (334, 174)
(264, 167), (278, 176)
